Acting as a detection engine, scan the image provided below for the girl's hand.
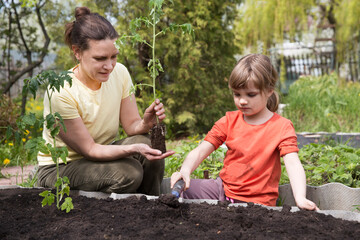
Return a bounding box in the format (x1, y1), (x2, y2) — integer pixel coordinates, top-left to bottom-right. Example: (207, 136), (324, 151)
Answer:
(143, 99), (166, 129)
(296, 197), (319, 211)
(136, 143), (174, 160)
(171, 171), (191, 191)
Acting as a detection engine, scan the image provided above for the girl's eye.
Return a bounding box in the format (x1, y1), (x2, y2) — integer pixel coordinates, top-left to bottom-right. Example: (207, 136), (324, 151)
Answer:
(233, 93), (240, 97)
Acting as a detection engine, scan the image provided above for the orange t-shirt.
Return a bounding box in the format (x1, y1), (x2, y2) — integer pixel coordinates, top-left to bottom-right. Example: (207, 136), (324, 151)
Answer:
(204, 111), (299, 206)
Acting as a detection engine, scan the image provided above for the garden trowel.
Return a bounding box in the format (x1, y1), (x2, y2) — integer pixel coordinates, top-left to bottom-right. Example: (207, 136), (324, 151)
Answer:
(171, 179), (185, 198)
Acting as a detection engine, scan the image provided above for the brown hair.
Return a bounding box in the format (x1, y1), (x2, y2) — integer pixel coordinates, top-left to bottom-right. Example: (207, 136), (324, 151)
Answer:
(228, 54), (279, 112)
(64, 7), (119, 51)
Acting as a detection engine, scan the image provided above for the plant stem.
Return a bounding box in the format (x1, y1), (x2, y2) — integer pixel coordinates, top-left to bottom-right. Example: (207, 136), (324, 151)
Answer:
(152, 8), (159, 124)
(47, 87), (60, 209)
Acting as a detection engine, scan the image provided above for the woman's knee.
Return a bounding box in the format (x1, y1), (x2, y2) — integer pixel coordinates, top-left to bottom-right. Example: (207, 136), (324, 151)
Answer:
(105, 159), (144, 193)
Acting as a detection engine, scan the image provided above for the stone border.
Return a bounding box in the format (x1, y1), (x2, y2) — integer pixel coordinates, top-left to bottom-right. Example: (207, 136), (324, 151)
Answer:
(297, 132), (360, 148)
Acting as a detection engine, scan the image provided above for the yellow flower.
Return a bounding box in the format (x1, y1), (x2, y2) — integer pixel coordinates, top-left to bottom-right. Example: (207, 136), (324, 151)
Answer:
(3, 158), (10, 165)
(25, 130), (30, 135)
(36, 106), (42, 110)
(8, 142), (13, 146)
(22, 138), (26, 142)
(28, 136), (32, 139)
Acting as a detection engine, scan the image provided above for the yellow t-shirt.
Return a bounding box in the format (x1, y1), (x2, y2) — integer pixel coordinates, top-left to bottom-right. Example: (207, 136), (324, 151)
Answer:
(38, 63), (133, 166)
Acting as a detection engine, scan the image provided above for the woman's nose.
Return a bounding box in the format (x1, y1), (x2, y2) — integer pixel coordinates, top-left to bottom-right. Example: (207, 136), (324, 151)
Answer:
(103, 60), (113, 70)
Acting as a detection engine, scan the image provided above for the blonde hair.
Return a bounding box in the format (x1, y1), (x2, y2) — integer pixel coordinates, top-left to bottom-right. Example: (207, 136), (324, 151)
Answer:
(228, 54), (279, 112)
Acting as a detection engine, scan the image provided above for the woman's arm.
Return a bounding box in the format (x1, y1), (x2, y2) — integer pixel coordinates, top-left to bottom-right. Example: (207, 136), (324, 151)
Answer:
(58, 117), (173, 161)
(283, 152), (319, 210)
(171, 141), (216, 190)
(119, 94), (165, 136)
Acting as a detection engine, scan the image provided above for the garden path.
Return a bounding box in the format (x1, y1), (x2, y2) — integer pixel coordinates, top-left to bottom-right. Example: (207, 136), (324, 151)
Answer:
(0, 165), (35, 185)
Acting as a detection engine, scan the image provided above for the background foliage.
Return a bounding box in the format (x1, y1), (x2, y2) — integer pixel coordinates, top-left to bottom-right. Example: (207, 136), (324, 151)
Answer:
(282, 74), (360, 132)
(1, 0), (360, 189)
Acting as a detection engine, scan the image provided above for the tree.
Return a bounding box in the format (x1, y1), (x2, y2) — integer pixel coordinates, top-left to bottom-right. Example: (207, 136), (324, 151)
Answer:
(234, 0), (360, 66)
(333, 0), (360, 61)
(234, 0), (315, 54)
(1, 1), (50, 94)
(0, 0), (50, 114)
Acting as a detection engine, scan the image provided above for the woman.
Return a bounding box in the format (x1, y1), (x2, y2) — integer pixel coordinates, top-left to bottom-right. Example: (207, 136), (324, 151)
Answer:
(37, 7), (174, 196)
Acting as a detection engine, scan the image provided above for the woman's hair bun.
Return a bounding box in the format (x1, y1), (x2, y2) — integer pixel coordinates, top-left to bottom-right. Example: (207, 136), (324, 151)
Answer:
(75, 7), (91, 20)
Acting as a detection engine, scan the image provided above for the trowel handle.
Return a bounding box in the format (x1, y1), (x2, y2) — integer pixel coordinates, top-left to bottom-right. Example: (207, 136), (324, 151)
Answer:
(171, 179), (185, 198)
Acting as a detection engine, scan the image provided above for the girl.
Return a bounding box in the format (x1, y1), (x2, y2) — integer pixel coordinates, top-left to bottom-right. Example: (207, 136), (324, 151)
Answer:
(171, 54), (318, 210)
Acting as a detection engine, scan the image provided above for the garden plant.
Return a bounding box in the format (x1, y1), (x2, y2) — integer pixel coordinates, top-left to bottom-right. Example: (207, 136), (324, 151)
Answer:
(22, 70), (74, 213)
(115, 0), (193, 153)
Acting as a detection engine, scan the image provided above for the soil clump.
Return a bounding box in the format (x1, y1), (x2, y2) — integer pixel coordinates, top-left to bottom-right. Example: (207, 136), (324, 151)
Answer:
(150, 123), (166, 153)
(1, 188), (360, 239)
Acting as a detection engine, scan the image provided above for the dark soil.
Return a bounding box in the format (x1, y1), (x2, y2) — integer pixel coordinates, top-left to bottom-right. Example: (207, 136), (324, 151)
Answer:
(1, 188), (360, 240)
(150, 123), (166, 153)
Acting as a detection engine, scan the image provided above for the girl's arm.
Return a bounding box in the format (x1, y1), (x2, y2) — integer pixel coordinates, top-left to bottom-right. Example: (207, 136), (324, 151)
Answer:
(171, 141), (216, 190)
(119, 94), (165, 136)
(283, 152), (319, 211)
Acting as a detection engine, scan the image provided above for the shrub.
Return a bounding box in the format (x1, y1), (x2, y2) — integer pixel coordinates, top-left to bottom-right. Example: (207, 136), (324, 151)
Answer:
(167, 136), (360, 188)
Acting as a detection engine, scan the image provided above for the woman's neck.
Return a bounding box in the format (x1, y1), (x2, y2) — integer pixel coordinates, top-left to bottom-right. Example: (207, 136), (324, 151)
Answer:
(74, 65), (101, 91)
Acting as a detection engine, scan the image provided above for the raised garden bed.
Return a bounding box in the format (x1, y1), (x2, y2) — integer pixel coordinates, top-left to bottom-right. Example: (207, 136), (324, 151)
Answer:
(296, 132), (360, 148)
(1, 185), (360, 239)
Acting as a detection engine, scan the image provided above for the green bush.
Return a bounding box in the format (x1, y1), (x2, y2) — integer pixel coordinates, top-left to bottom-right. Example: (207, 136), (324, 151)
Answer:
(282, 74), (360, 132)
(0, 95), (21, 139)
(166, 136), (360, 188)
(280, 143), (360, 187)
(165, 135), (225, 179)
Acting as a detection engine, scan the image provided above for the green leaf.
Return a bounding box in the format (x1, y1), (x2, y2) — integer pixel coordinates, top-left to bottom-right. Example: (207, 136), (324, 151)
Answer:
(24, 137), (49, 159)
(61, 197), (74, 213)
(45, 114), (56, 129)
(39, 191), (55, 207)
(62, 176), (70, 185)
(22, 113), (37, 126)
(59, 147), (69, 164)
(55, 112), (66, 133)
(50, 126), (60, 138)
(6, 126), (13, 140)
(61, 185), (70, 197)
(55, 178), (63, 188)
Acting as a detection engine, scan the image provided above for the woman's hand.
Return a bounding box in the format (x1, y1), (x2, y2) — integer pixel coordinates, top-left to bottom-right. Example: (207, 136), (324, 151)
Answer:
(143, 99), (165, 129)
(295, 197), (319, 211)
(136, 143), (175, 160)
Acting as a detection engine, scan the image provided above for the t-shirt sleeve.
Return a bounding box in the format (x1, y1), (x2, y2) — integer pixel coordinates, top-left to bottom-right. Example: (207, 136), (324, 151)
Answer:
(50, 88), (79, 120)
(278, 121), (299, 157)
(204, 115), (228, 149)
(118, 63), (133, 99)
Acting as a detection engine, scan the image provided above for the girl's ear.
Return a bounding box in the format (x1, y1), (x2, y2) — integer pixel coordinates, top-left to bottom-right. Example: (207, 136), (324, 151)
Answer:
(72, 45), (81, 61)
(266, 89), (274, 98)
